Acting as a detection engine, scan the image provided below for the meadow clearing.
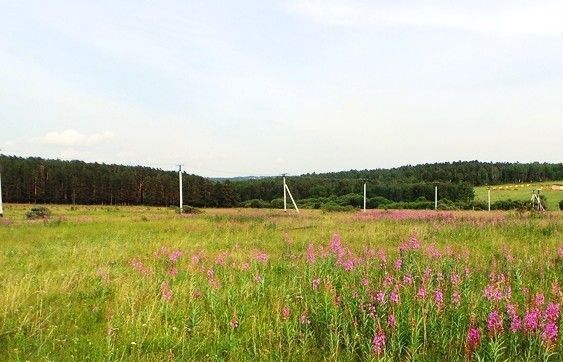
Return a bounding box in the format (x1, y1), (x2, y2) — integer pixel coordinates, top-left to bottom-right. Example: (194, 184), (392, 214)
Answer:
(0, 204), (562, 361)
(474, 181), (563, 211)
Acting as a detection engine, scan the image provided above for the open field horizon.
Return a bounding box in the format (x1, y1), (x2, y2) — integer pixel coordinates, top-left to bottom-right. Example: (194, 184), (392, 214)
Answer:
(474, 181), (563, 211)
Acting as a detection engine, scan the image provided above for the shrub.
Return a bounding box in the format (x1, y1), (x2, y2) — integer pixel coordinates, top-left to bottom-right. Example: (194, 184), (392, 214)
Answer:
(559, 199), (563, 210)
(367, 196), (391, 208)
(181, 205), (202, 214)
(241, 199), (270, 208)
(321, 202), (355, 212)
(26, 206), (52, 220)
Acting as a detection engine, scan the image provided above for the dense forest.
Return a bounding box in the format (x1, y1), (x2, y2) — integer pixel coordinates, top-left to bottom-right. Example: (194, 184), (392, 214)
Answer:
(0, 156), (561, 209)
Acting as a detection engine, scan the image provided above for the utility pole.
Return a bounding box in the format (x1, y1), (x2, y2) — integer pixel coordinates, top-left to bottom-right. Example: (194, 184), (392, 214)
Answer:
(361, 179), (367, 212)
(487, 186), (491, 212)
(281, 173), (299, 213)
(363, 182), (367, 212)
(434, 185), (438, 210)
(178, 164), (183, 213)
(282, 174), (287, 212)
(0, 168), (3, 217)
(0, 149), (3, 217)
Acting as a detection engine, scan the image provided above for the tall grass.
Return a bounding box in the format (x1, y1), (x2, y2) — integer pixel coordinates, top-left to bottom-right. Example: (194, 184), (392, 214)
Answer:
(0, 205), (561, 360)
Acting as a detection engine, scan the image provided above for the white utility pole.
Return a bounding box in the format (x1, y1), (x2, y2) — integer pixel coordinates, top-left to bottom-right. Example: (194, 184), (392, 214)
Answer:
(0, 149), (3, 217)
(363, 182), (367, 212)
(284, 183), (299, 213)
(0, 169), (3, 217)
(434, 185), (438, 210)
(282, 174), (287, 212)
(487, 187), (491, 212)
(178, 164), (183, 213)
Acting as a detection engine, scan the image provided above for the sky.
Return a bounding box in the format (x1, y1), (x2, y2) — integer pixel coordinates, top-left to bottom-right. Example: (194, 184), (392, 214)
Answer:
(0, 0), (562, 177)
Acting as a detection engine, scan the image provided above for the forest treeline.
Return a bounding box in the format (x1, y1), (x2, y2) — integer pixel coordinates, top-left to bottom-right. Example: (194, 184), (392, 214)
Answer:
(0, 156), (561, 209)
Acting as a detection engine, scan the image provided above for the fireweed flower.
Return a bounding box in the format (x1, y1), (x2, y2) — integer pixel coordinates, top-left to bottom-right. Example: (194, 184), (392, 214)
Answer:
(361, 278), (369, 287)
(510, 315), (522, 333)
(541, 322), (558, 346)
(161, 281), (173, 301)
(372, 329), (386, 356)
(167, 266), (178, 277)
(312, 278), (321, 290)
(545, 302), (559, 322)
(402, 274), (413, 286)
(390, 289), (400, 304)
(465, 325), (481, 355)
(434, 289), (444, 309)
(450, 273), (461, 286)
(534, 293), (545, 308)
(306, 243), (316, 264)
(416, 287), (427, 300)
(394, 259), (402, 270)
(388, 313), (397, 329)
(169, 249), (182, 263)
(376, 291), (385, 304)
(254, 251), (269, 264)
(487, 310), (503, 335)
(524, 309), (540, 332)
(281, 305), (291, 320)
(452, 291), (461, 306)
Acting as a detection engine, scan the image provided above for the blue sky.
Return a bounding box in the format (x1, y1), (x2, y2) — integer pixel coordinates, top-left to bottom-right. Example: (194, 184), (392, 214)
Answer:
(1, 0), (561, 176)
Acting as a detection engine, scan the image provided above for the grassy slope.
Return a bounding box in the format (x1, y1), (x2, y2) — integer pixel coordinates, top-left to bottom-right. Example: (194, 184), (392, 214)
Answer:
(0, 204), (562, 360)
(474, 181), (563, 210)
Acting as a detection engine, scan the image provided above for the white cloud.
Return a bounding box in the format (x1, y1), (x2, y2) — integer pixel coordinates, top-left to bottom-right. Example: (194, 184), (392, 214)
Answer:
(34, 129), (114, 147)
(285, 0), (563, 35)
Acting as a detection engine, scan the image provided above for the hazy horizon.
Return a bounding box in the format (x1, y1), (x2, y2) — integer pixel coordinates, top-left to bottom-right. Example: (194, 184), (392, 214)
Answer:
(1, 0), (562, 177)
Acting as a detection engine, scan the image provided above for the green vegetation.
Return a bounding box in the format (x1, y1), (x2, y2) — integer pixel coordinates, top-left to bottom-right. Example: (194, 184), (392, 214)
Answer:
(1, 155), (561, 209)
(25, 205), (52, 219)
(0, 205), (562, 360)
(475, 181), (563, 211)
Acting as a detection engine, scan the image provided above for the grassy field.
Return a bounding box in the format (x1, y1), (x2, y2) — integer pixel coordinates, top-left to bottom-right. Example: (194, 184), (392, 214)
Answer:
(0, 204), (562, 360)
(475, 181), (563, 211)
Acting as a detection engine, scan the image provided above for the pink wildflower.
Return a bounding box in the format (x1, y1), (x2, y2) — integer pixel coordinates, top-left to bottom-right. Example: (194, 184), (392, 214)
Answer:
(524, 309), (540, 332)
(466, 325), (481, 355)
(545, 302), (560, 322)
(312, 278), (321, 290)
(394, 259), (403, 270)
(390, 290), (400, 304)
(254, 251), (269, 264)
(416, 287), (427, 300)
(169, 249), (182, 263)
(534, 293), (545, 308)
(306, 243), (316, 264)
(372, 329), (386, 355)
(388, 313), (397, 329)
(510, 315), (522, 333)
(161, 281), (173, 301)
(434, 289), (444, 309)
(487, 310), (503, 335)
(541, 322), (558, 345)
(376, 290), (385, 304)
(281, 305), (291, 320)
(452, 291), (461, 306)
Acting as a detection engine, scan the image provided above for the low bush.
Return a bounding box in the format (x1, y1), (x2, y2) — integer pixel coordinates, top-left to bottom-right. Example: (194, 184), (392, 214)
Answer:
(26, 206), (52, 220)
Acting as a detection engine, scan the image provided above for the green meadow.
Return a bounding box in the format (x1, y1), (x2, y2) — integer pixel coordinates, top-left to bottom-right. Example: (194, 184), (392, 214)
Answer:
(474, 181), (563, 211)
(0, 204), (562, 360)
